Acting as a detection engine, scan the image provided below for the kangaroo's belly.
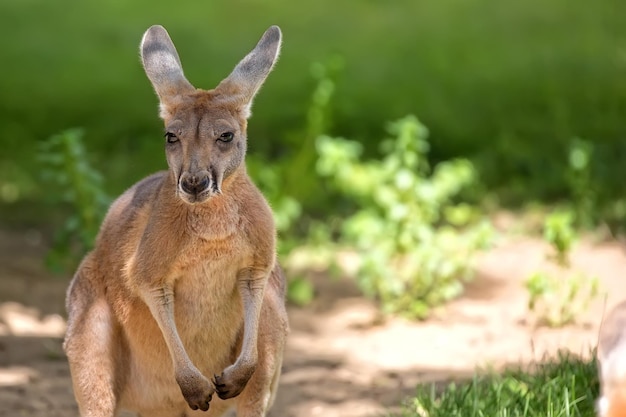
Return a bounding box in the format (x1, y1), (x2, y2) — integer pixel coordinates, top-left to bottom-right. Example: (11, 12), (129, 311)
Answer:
(118, 257), (244, 411)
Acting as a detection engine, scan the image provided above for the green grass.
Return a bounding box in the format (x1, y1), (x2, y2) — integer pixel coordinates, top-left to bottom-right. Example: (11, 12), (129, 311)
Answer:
(396, 352), (599, 417)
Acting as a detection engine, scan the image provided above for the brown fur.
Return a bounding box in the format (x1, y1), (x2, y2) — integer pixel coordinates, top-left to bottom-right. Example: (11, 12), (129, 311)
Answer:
(598, 300), (626, 417)
(605, 390), (626, 417)
(63, 25), (288, 417)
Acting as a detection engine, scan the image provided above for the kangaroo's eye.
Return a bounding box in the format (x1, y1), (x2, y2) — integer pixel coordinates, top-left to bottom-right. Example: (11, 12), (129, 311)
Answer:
(164, 132), (179, 144)
(218, 132), (234, 143)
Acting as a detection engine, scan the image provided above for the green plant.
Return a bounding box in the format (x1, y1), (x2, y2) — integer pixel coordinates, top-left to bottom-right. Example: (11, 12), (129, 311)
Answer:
(316, 115), (492, 319)
(543, 209), (577, 266)
(525, 210), (600, 327)
(248, 57), (342, 243)
(39, 128), (110, 272)
(281, 56), (343, 214)
(567, 138), (595, 229)
(247, 59), (343, 306)
(247, 156), (302, 240)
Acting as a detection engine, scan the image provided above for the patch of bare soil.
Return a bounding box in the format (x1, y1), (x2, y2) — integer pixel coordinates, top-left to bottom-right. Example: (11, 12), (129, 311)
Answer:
(1, 227), (625, 417)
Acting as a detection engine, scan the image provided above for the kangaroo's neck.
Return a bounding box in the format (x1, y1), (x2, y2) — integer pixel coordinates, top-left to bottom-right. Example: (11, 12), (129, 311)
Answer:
(157, 168), (246, 240)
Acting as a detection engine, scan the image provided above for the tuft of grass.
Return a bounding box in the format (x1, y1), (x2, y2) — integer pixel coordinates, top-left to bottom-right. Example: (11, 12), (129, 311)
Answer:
(395, 352), (599, 417)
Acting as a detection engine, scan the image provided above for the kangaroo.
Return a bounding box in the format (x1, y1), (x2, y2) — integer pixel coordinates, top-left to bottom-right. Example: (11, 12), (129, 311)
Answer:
(597, 300), (626, 417)
(63, 25), (288, 417)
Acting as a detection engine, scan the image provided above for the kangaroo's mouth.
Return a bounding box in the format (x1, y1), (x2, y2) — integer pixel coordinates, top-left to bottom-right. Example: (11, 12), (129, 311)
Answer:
(178, 188), (213, 204)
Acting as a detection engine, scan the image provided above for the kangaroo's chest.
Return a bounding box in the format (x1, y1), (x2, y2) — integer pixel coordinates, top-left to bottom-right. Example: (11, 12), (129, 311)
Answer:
(174, 254), (242, 317)
(171, 234), (250, 340)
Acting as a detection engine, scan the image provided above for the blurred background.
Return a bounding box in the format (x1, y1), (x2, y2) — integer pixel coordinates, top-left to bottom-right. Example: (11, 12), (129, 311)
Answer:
(0, 0), (625, 416)
(2, 0), (625, 306)
(0, 0), (626, 312)
(2, 0), (624, 226)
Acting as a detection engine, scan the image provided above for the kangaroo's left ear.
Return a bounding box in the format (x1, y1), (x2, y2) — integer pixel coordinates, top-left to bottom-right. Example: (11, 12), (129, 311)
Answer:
(215, 26), (282, 118)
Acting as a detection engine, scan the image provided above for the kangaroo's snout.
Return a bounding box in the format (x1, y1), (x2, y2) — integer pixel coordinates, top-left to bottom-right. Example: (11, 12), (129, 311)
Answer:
(180, 173), (210, 195)
(179, 172), (211, 201)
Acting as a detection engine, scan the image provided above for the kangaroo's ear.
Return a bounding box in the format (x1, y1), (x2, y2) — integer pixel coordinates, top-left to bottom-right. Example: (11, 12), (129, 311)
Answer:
(141, 25), (195, 111)
(215, 26), (282, 118)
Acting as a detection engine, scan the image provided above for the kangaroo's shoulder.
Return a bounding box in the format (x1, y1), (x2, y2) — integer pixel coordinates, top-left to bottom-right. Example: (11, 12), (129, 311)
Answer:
(111, 171), (166, 213)
(96, 171), (168, 241)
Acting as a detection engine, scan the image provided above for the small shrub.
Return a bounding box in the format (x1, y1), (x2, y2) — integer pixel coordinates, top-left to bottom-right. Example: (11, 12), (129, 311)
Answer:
(39, 128), (110, 272)
(525, 210), (600, 327)
(248, 58), (341, 244)
(543, 209), (577, 266)
(247, 59), (342, 306)
(567, 138), (595, 229)
(316, 115), (492, 319)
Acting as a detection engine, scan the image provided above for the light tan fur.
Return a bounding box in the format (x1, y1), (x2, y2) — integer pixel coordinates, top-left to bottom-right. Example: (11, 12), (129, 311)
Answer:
(597, 300), (626, 417)
(63, 25), (288, 417)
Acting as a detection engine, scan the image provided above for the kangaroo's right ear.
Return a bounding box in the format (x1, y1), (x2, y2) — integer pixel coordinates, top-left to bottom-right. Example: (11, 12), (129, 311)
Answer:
(141, 25), (195, 114)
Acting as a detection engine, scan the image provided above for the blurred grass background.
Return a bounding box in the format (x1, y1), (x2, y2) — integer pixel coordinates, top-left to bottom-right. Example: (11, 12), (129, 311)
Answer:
(0, 0), (624, 227)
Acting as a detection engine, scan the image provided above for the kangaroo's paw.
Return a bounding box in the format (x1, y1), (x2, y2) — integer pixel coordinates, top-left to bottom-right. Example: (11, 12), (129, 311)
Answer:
(176, 369), (215, 411)
(213, 363), (256, 400)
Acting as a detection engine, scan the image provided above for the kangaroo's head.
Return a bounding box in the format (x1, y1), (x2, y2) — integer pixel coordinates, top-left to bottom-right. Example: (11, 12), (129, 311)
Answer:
(140, 25), (281, 204)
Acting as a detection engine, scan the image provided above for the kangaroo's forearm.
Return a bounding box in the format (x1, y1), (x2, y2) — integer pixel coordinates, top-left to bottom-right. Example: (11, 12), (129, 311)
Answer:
(235, 267), (269, 369)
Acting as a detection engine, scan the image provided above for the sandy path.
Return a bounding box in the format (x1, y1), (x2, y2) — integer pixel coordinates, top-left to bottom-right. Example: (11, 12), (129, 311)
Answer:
(1, 228), (625, 417)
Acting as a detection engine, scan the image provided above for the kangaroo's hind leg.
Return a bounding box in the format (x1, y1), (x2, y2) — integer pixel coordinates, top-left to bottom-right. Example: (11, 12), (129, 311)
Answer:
(64, 269), (127, 417)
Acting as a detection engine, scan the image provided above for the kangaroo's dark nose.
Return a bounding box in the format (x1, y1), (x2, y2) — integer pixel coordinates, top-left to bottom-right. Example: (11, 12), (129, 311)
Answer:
(180, 174), (210, 195)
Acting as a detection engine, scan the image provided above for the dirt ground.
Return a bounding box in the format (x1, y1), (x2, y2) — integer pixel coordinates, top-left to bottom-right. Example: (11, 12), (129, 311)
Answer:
(1, 221), (625, 417)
